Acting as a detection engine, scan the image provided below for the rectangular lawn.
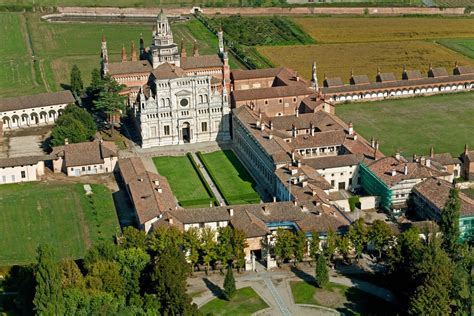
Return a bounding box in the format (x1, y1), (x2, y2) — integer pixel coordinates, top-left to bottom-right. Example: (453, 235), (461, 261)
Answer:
(199, 287), (268, 316)
(153, 155), (215, 208)
(336, 92), (474, 157)
(199, 150), (261, 205)
(0, 182), (119, 266)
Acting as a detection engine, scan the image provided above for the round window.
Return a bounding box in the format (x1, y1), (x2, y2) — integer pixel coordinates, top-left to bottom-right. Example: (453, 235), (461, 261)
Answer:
(180, 98), (189, 107)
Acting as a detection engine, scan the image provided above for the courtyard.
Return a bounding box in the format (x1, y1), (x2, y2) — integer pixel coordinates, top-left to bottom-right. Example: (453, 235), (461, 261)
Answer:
(336, 92), (474, 157)
(0, 182), (119, 266)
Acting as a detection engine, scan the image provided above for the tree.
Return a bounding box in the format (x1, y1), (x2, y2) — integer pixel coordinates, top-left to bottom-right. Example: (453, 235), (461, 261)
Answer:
(440, 188), (461, 255)
(348, 218), (368, 260)
(368, 220), (393, 259)
(33, 245), (65, 315)
(315, 254), (329, 288)
(324, 229), (337, 262)
(231, 228), (248, 271)
(293, 230), (306, 266)
(89, 260), (124, 296)
(93, 89), (125, 117)
(70, 64), (84, 96)
(223, 267), (236, 301)
(60, 260), (85, 289)
(50, 104), (97, 146)
(217, 226), (234, 267)
(119, 226), (147, 250)
(336, 235), (351, 263)
(184, 227), (201, 272)
(309, 231), (320, 262)
(200, 226), (217, 274)
(273, 228), (294, 266)
(116, 247), (150, 302)
(147, 226), (183, 257)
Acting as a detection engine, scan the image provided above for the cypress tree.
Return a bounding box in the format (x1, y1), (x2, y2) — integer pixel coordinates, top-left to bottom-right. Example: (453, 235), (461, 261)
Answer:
(315, 254), (329, 288)
(70, 64), (84, 96)
(440, 188), (461, 255)
(223, 267), (236, 301)
(33, 244), (65, 315)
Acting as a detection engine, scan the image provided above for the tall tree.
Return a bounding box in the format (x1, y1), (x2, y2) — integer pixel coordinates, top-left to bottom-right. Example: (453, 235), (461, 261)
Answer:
(348, 218), (368, 260)
(309, 231), (320, 261)
(147, 226), (183, 257)
(119, 226), (147, 250)
(223, 267), (236, 301)
(184, 227), (201, 272)
(60, 260), (85, 289)
(33, 245), (65, 315)
(324, 228), (337, 262)
(117, 247), (150, 302)
(273, 228), (294, 266)
(293, 230), (306, 266)
(70, 64), (84, 96)
(50, 104), (97, 146)
(440, 188), (461, 255)
(217, 226), (234, 267)
(315, 254), (329, 288)
(336, 235), (351, 263)
(231, 228), (248, 271)
(368, 220), (393, 259)
(200, 226), (217, 273)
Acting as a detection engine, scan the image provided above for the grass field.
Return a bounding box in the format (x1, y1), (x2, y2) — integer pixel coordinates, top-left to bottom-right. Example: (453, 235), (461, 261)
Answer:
(462, 188), (474, 199)
(258, 41), (473, 84)
(438, 38), (474, 59)
(336, 92), (474, 157)
(292, 17), (474, 43)
(199, 150), (261, 205)
(153, 155), (215, 208)
(0, 13), (234, 98)
(0, 182), (119, 266)
(199, 287), (268, 316)
(432, 0), (474, 6)
(291, 281), (398, 315)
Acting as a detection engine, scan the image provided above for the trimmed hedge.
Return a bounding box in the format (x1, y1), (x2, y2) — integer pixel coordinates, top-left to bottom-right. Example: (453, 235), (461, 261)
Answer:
(186, 153), (219, 207)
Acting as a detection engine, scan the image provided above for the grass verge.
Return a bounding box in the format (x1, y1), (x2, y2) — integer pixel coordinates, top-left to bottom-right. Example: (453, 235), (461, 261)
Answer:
(199, 287), (268, 316)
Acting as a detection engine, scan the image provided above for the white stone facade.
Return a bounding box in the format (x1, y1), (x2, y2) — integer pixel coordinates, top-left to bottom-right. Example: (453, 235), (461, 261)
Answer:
(64, 157), (118, 177)
(1, 103), (67, 129)
(137, 76), (231, 148)
(149, 8), (180, 68)
(0, 161), (44, 184)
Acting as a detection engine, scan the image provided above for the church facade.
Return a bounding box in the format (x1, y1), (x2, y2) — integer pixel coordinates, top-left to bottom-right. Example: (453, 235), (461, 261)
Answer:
(100, 9), (231, 148)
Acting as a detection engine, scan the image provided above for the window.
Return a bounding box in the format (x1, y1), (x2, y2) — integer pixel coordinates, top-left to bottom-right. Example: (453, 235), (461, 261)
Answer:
(349, 179), (352, 186)
(180, 98), (189, 107)
(201, 122), (208, 132)
(88, 166), (91, 171)
(21, 171), (26, 179)
(279, 98), (283, 104)
(164, 125), (170, 136)
(264, 100), (268, 105)
(331, 180), (335, 187)
(82, 167), (86, 171)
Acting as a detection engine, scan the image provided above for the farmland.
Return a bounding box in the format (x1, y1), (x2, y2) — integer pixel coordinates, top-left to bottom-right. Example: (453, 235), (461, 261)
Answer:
(336, 92), (474, 157)
(0, 183), (119, 266)
(438, 38), (474, 59)
(432, 0), (474, 7)
(258, 40), (472, 84)
(0, 13), (231, 98)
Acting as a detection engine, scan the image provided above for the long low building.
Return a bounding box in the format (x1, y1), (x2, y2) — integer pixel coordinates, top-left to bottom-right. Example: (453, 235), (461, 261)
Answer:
(322, 65), (474, 103)
(0, 155), (48, 184)
(0, 90), (75, 130)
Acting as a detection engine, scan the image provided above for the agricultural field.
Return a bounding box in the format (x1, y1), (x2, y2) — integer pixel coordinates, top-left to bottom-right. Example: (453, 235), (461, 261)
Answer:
(438, 38), (474, 59)
(258, 40), (472, 84)
(0, 13), (232, 98)
(432, 0), (474, 7)
(153, 155), (216, 208)
(199, 150), (261, 205)
(336, 92), (474, 157)
(0, 183), (119, 266)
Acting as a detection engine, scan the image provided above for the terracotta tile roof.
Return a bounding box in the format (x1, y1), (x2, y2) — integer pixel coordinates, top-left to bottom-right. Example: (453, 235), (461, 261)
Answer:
(231, 67), (286, 81)
(454, 65), (474, 75)
(431, 153), (460, 166)
(402, 69), (423, 80)
(119, 157), (177, 224)
(151, 62), (185, 80)
(324, 77), (344, 88)
(350, 75), (370, 85)
(180, 54), (223, 70)
(232, 85), (312, 102)
(268, 111), (343, 131)
(53, 140), (117, 168)
(300, 95), (333, 113)
(428, 67), (449, 78)
(304, 154), (364, 170)
(108, 60), (152, 76)
(231, 210), (271, 238)
(367, 156), (450, 187)
(413, 178), (474, 217)
(0, 91), (75, 112)
(376, 72), (396, 82)
(289, 130), (347, 149)
(0, 155), (51, 168)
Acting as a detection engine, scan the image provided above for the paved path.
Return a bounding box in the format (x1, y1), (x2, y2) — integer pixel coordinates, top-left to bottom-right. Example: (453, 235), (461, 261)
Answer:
(263, 278), (291, 316)
(191, 152), (226, 206)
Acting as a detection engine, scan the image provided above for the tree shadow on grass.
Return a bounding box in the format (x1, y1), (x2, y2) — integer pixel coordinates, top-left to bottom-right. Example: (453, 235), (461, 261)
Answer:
(337, 286), (400, 316)
(203, 278), (224, 299)
(290, 266), (316, 285)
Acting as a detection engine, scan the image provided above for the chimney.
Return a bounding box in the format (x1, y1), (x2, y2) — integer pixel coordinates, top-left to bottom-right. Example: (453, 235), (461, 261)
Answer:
(154, 180), (160, 186)
(395, 152), (401, 160)
(229, 208), (234, 217)
(310, 122), (315, 136)
(371, 137), (375, 148)
(291, 168), (298, 175)
(391, 169), (397, 177)
(302, 180), (308, 187)
(157, 188), (163, 194)
(293, 199), (298, 206)
(413, 154), (418, 162)
(64, 138), (69, 145)
(291, 151), (296, 162)
(374, 146), (378, 160)
(430, 146), (434, 158)
(300, 205), (308, 212)
(375, 140), (379, 151)
(464, 144), (469, 156)
(420, 156), (426, 166)
(353, 132), (357, 141)
(426, 159), (431, 167)
(292, 124), (296, 138)
(295, 71), (300, 82)
(273, 196), (277, 202)
(269, 121), (273, 130)
(295, 108), (299, 117)
(404, 164), (408, 175)
(260, 123), (265, 131)
(348, 121), (354, 136)
(297, 160), (302, 168)
(169, 217), (173, 225)
(268, 134), (273, 140)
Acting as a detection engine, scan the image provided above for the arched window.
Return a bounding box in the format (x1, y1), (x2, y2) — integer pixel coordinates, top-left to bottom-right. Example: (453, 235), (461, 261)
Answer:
(166, 98), (170, 106)
(160, 98), (165, 107)
(199, 95), (203, 103)
(204, 94), (208, 103)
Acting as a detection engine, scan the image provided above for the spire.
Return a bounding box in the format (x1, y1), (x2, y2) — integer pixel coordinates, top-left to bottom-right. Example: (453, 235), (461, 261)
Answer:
(465, 144), (469, 155)
(121, 44), (127, 63)
(101, 35), (108, 75)
(217, 25), (224, 55)
(350, 68), (354, 77)
(430, 146), (434, 158)
(193, 40), (199, 57)
(311, 61), (319, 92)
(131, 41), (137, 62)
(377, 67), (381, 75)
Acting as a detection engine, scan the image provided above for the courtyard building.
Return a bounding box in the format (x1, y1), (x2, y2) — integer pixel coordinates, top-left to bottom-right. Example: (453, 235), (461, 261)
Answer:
(0, 91), (75, 131)
(0, 156), (47, 184)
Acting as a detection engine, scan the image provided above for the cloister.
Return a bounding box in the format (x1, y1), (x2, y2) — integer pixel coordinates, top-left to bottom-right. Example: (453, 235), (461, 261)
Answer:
(1, 108), (64, 129)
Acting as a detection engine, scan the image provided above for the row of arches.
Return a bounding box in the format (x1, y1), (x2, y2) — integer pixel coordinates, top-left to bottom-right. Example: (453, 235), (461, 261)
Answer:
(2, 109), (62, 129)
(330, 82), (473, 103)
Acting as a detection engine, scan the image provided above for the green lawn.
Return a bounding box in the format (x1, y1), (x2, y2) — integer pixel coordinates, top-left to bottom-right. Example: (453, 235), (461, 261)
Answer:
(199, 150), (261, 205)
(153, 155), (215, 208)
(0, 182), (119, 266)
(462, 188), (474, 199)
(291, 281), (398, 316)
(336, 92), (474, 157)
(199, 287), (268, 316)
(438, 38), (474, 60)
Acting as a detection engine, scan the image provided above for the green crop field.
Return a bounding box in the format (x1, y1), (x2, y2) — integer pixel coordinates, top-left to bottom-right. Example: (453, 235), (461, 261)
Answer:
(0, 13), (233, 98)
(432, 0), (474, 7)
(438, 38), (474, 59)
(153, 155), (215, 208)
(0, 182), (119, 266)
(199, 150), (261, 205)
(336, 92), (474, 157)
